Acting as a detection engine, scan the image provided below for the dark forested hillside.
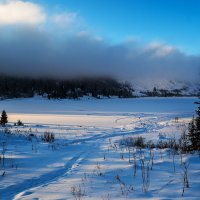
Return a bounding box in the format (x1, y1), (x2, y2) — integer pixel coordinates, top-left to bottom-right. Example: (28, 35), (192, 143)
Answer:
(0, 76), (133, 99)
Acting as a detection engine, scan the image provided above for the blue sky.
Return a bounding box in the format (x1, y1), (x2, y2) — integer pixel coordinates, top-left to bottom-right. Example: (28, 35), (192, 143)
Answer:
(31, 0), (200, 55)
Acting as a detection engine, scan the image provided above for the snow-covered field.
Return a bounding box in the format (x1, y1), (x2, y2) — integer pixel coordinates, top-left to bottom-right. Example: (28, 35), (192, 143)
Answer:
(0, 97), (199, 200)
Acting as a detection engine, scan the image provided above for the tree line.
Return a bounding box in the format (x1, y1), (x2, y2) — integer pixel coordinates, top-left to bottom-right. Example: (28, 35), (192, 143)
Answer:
(142, 87), (195, 97)
(0, 76), (133, 99)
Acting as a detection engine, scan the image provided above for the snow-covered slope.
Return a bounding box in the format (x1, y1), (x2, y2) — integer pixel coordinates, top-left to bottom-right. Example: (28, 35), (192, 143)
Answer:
(131, 80), (200, 96)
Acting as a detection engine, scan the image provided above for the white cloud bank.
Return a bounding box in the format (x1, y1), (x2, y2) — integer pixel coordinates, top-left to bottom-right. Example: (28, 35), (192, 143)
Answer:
(0, 0), (45, 25)
(53, 12), (79, 27)
(0, 0), (199, 87)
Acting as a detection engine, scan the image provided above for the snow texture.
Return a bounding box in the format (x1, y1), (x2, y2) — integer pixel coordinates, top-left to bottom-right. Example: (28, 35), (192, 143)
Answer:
(0, 97), (199, 200)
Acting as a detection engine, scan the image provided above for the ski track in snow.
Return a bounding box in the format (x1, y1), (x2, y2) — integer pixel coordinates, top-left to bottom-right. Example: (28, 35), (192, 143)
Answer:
(1, 152), (85, 200)
(14, 153), (88, 200)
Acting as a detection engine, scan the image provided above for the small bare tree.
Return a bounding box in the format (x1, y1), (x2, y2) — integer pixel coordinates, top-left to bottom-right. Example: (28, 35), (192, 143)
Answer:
(133, 148), (137, 176)
(1, 141), (7, 167)
(139, 150), (150, 192)
(170, 136), (177, 173)
(149, 148), (154, 170)
(128, 145), (131, 163)
(181, 162), (190, 196)
(120, 147), (124, 160)
(115, 174), (133, 197)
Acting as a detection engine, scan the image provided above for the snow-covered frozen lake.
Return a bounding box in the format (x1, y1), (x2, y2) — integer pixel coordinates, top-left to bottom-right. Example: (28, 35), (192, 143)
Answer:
(0, 97), (197, 126)
(0, 97), (199, 200)
(0, 97), (197, 114)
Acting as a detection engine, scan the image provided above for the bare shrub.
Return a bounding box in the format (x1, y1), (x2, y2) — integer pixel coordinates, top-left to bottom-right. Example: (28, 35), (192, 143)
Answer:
(120, 136), (145, 148)
(146, 140), (156, 149)
(115, 174), (133, 197)
(179, 130), (190, 154)
(96, 162), (102, 176)
(101, 193), (111, 200)
(4, 128), (11, 134)
(156, 140), (169, 149)
(15, 120), (24, 126)
(134, 137), (145, 148)
(42, 131), (55, 143)
(71, 185), (85, 200)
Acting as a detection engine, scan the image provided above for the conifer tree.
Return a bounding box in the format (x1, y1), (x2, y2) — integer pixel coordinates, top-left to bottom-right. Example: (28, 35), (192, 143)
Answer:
(188, 103), (200, 151)
(194, 105), (200, 150)
(0, 110), (8, 126)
